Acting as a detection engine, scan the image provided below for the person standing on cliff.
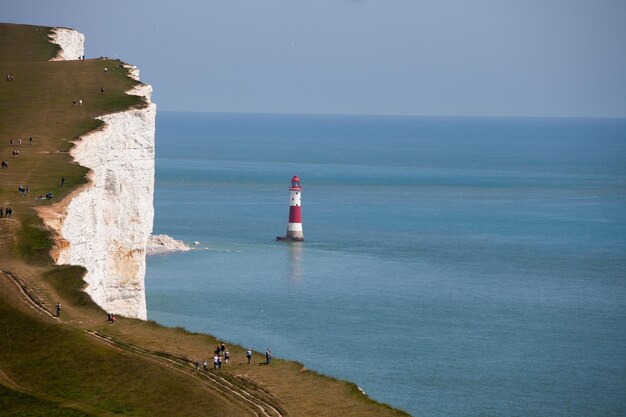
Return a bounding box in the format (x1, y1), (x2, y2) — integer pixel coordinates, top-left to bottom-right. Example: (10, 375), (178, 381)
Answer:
(55, 303), (61, 317)
(265, 349), (271, 365)
(60, 177), (65, 187)
(246, 348), (252, 364)
(100, 87), (104, 95)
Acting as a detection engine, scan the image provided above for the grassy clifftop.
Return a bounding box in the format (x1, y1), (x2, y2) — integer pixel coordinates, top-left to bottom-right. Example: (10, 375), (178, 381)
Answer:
(0, 22), (410, 417)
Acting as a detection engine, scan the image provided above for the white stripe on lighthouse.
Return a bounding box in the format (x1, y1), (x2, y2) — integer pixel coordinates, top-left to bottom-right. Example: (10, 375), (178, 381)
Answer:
(290, 191), (301, 206)
(288, 223), (303, 231)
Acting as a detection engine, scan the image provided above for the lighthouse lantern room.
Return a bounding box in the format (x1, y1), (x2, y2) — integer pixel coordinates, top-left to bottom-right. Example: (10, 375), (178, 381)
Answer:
(276, 175), (304, 242)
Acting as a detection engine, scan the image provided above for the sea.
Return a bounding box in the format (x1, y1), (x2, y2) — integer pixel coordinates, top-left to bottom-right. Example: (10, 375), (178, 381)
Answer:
(146, 112), (626, 417)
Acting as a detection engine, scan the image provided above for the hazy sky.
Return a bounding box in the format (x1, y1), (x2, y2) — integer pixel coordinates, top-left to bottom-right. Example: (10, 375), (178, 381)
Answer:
(4, 0), (626, 117)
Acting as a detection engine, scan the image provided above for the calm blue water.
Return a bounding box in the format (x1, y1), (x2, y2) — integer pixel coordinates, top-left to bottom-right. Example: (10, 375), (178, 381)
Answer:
(146, 112), (626, 417)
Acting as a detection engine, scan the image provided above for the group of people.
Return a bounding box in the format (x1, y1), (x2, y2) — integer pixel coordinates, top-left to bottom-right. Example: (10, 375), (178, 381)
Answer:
(211, 342), (230, 369)
(8, 137), (28, 159)
(6, 74), (15, 81)
(1, 132), (65, 218)
(72, 99), (83, 107)
(0, 207), (13, 218)
(35, 192), (54, 200)
(194, 344), (272, 371)
(1, 137), (29, 219)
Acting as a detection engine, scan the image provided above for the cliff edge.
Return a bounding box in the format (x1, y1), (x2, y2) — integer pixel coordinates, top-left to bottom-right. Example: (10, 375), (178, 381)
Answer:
(40, 29), (155, 319)
(48, 27), (84, 61)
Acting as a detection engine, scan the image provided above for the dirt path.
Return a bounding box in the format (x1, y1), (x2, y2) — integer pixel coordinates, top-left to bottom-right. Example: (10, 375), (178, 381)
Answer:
(0, 269), (58, 319)
(0, 269), (285, 417)
(87, 330), (283, 417)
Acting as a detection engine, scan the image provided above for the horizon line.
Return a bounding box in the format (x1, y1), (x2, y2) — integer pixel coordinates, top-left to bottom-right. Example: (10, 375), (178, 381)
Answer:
(156, 109), (626, 121)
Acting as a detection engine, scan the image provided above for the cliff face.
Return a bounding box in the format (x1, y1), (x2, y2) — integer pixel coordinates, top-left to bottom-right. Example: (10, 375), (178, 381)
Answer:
(48, 28), (85, 61)
(42, 29), (155, 319)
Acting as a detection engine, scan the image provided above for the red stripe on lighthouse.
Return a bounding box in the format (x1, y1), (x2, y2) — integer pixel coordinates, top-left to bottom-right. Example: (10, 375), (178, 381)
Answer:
(289, 206), (302, 223)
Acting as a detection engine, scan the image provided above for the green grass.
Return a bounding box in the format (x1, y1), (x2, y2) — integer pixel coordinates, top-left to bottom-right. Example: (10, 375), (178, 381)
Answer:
(0, 385), (93, 417)
(0, 22), (60, 62)
(0, 289), (248, 417)
(44, 265), (98, 311)
(13, 210), (53, 263)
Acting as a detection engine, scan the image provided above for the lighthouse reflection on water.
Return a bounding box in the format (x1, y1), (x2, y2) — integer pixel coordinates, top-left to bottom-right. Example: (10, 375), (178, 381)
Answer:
(289, 242), (303, 282)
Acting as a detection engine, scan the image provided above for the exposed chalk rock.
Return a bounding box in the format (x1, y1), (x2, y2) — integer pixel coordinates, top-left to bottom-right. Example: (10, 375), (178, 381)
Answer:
(127, 80), (152, 101)
(122, 64), (141, 81)
(57, 90), (155, 319)
(147, 234), (191, 256)
(49, 28), (84, 61)
(38, 54), (156, 319)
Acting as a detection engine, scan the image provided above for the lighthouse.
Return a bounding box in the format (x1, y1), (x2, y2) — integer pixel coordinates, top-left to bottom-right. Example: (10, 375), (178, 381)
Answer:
(277, 175), (304, 242)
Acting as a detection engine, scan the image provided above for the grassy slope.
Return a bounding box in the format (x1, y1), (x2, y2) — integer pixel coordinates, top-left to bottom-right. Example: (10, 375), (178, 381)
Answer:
(0, 385), (92, 417)
(0, 23), (410, 417)
(0, 281), (246, 417)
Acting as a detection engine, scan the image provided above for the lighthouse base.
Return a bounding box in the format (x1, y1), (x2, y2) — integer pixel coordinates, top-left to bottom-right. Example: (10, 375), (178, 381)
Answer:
(276, 236), (304, 242)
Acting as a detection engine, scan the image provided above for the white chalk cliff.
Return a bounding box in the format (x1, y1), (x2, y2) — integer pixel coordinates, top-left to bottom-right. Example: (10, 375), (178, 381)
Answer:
(41, 28), (155, 320)
(48, 28), (85, 61)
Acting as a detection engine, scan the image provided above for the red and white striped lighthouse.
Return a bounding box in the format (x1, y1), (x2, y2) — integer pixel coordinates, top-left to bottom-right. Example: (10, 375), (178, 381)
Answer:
(277, 175), (304, 242)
